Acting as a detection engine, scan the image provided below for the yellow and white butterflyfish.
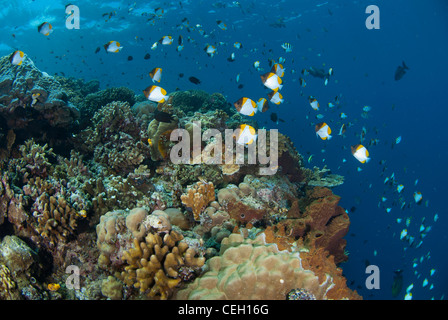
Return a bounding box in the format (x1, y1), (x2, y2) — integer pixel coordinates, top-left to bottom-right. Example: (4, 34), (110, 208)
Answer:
(159, 36), (173, 45)
(149, 67), (162, 83)
(414, 191), (423, 204)
(104, 41), (123, 53)
(216, 20), (227, 30)
(37, 22), (53, 36)
(143, 85), (168, 103)
(268, 91), (284, 105)
(234, 42), (242, 49)
(151, 42), (159, 50)
(9, 50), (25, 65)
(204, 44), (217, 57)
(234, 97), (257, 116)
(351, 144), (370, 163)
(315, 122), (332, 140)
(270, 63), (285, 78)
(309, 96), (319, 110)
(256, 98), (269, 113)
(236, 124), (257, 145)
(260, 72), (283, 91)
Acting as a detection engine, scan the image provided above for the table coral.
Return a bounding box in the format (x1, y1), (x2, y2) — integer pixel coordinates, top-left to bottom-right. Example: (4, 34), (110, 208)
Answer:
(300, 246), (362, 300)
(120, 230), (205, 299)
(181, 180), (215, 221)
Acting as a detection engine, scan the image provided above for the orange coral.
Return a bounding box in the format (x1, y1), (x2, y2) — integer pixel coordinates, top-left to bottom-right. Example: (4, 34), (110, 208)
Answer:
(300, 246), (362, 300)
(224, 200), (266, 225)
(181, 180), (215, 221)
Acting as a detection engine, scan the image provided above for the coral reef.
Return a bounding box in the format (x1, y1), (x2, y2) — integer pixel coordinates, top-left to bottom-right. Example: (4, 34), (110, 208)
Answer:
(147, 118), (178, 161)
(158, 90), (232, 116)
(84, 86), (136, 116)
(181, 180), (216, 221)
(0, 56), (356, 301)
(175, 231), (358, 300)
(307, 165), (344, 188)
(0, 54), (79, 141)
(73, 101), (150, 175)
(262, 187), (350, 263)
(0, 264), (20, 300)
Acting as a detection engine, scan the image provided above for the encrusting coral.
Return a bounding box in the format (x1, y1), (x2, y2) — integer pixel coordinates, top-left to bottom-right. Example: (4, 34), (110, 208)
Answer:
(120, 230), (205, 300)
(181, 180), (216, 221)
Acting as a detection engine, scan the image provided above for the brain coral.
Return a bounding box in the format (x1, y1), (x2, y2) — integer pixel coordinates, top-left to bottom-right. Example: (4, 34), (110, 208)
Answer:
(175, 232), (335, 300)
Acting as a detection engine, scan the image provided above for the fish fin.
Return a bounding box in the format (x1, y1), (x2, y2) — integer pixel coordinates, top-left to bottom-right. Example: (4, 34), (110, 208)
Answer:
(402, 61), (409, 70)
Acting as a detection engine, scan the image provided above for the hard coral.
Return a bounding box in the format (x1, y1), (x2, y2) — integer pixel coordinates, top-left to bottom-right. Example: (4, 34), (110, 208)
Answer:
(0, 54), (79, 133)
(262, 187), (350, 264)
(84, 86), (135, 114)
(181, 180), (215, 221)
(0, 264), (20, 300)
(73, 101), (150, 175)
(120, 230), (205, 300)
(300, 246), (361, 300)
(31, 194), (80, 248)
(175, 232), (334, 300)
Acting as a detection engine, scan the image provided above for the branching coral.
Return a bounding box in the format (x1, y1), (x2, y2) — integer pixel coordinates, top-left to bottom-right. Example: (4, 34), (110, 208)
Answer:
(120, 230), (205, 300)
(11, 138), (56, 182)
(299, 246), (361, 300)
(84, 86), (135, 114)
(0, 264), (20, 300)
(73, 101), (149, 175)
(261, 187), (350, 264)
(307, 165), (344, 188)
(181, 181), (215, 221)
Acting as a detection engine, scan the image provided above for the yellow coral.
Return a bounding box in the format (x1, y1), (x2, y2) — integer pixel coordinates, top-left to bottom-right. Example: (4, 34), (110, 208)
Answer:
(120, 230), (204, 300)
(181, 180), (215, 221)
(34, 194), (79, 247)
(176, 232), (335, 300)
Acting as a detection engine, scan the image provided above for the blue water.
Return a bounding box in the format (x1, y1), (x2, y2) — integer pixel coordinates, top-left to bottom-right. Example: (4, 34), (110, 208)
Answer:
(1, 0), (447, 300)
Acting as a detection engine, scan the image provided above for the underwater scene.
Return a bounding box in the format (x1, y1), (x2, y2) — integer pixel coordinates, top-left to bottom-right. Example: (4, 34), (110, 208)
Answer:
(0, 0), (446, 301)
